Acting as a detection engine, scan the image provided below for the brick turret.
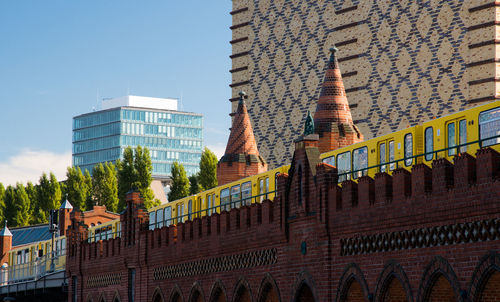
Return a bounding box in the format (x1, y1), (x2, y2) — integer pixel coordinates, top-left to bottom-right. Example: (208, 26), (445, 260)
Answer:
(0, 222), (12, 265)
(314, 47), (363, 153)
(217, 91), (267, 185)
(59, 199), (73, 236)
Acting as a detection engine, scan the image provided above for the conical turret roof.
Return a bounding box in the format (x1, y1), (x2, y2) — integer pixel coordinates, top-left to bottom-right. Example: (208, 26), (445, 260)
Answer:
(0, 221), (12, 237)
(223, 91), (260, 156)
(313, 47), (363, 153)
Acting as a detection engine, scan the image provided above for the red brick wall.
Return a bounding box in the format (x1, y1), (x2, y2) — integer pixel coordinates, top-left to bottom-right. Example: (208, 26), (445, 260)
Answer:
(66, 146), (500, 302)
(480, 270), (500, 302)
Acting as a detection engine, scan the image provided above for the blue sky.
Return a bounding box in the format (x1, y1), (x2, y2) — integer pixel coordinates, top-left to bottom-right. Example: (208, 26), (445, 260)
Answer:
(0, 1), (232, 185)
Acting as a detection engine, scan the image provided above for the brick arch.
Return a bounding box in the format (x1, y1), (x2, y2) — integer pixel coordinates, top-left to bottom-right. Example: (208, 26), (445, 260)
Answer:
(169, 285), (184, 302)
(152, 287), (165, 302)
(374, 260), (413, 302)
(98, 292), (107, 302)
(86, 293), (94, 302)
(209, 280), (228, 302)
(232, 277), (253, 302)
(291, 271), (318, 302)
(417, 256), (461, 302)
(469, 251), (500, 302)
(336, 263), (370, 302)
(257, 273), (281, 302)
(112, 290), (121, 302)
(188, 282), (205, 302)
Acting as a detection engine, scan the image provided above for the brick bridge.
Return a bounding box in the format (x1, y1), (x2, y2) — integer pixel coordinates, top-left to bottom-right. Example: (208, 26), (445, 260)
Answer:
(66, 134), (500, 302)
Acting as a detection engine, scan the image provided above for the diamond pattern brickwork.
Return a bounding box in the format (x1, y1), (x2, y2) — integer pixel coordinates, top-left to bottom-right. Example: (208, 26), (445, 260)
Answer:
(231, 0), (496, 168)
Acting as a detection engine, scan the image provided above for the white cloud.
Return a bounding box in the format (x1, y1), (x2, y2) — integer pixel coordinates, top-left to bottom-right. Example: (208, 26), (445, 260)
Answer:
(0, 149), (71, 186)
(205, 143), (226, 160)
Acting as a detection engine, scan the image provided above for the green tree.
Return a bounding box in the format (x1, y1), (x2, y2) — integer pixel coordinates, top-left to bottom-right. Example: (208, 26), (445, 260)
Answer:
(26, 181), (44, 224)
(189, 174), (201, 195)
(13, 183), (31, 226)
(92, 162), (119, 212)
(0, 183), (5, 224)
(3, 186), (16, 226)
(117, 147), (136, 211)
(168, 161), (190, 201)
(134, 146), (157, 209)
(38, 172), (61, 221)
(66, 166), (92, 211)
(199, 147), (218, 190)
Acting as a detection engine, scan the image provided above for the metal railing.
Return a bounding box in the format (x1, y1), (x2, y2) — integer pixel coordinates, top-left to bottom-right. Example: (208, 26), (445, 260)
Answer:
(336, 134), (500, 181)
(149, 190), (276, 229)
(0, 251), (66, 285)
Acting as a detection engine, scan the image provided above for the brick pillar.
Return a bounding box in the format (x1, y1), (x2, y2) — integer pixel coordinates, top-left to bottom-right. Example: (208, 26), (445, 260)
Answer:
(0, 223), (12, 265)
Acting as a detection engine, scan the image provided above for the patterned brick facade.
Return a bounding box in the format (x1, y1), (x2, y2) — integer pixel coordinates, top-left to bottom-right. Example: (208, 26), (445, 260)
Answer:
(66, 136), (500, 302)
(230, 0), (500, 168)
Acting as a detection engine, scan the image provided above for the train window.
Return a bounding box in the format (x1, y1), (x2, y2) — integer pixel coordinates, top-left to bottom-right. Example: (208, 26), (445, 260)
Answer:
(404, 134), (413, 166)
(459, 119), (467, 153)
(241, 182), (252, 206)
(221, 188), (230, 211)
(157, 209), (164, 228)
(352, 147), (368, 179)
(231, 185), (241, 208)
(425, 127), (434, 161)
(275, 172), (280, 192)
(322, 156), (335, 167)
(197, 198), (202, 218)
(212, 194), (216, 214)
(177, 203), (184, 223)
(206, 195), (212, 216)
(149, 212), (156, 230)
(16, 251), (21, 264)
(479, 106), (500, 146)
(389, 141), (395, 170)
(164, 207), (172, 226)
(379, 143), (386, 172)
(266, 178), (270, 197)
(188, 200), (192, 220)
(337, 151), (351, 182)
(259, 179), (264, 202)
(448, 122), (456, 156)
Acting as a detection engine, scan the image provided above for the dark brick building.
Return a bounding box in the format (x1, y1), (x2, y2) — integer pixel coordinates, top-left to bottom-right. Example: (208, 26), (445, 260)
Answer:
(66, 132), (500, 301)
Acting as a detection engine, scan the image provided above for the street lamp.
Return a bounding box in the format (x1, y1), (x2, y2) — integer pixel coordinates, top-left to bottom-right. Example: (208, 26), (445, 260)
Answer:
(48, 209), (58, 272)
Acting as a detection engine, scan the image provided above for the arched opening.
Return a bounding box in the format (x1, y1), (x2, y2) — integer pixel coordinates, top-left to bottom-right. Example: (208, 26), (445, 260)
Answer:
(258, 283), (279, 302)
(234, 285), (251, 302)
(210, 287), (226, 302)
(99, 295), (106, 302)
(479, 269), (500, 302)
(114, 297), (120, 302)
(425, 275), (456, 302)
(190, 290), (203, 302)
(340, 279), (365, 302)
(294, 283), (314, 302)
(171, 293), (183, 302)
(381, 276), (407, 302)
(152, 291), (164, 302)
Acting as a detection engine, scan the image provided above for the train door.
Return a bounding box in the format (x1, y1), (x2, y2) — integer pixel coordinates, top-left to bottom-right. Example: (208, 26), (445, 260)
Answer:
(352, 146), (368, 179)
(446, 117), (467, 158)
(337, 151), (351, 181)
(258, 176), (270, 201)
(231, 184), (241, 208)
(479, 106), (500, 148)
(165, 206), (172, 226)
(188, 200), (193, 220)
(220, 188), (230, 211)
(377, 139), (395, 172)
(241, 182), (252, 206)
(157, 209), (164, 228)
(196, 197), (202, 218)
(149, 211), (156, 230)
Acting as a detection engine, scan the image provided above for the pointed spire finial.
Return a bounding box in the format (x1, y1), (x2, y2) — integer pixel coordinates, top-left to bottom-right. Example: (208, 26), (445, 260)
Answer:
(304, 110), (315, 135)
(4, 221), (6, 229)
(238, 91), (247, 105)
(329, 46), (339, 67)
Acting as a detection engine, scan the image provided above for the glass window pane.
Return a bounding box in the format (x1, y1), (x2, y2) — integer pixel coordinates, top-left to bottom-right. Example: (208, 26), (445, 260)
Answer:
(448, 122), (456, 156)
(157, 209), (163, 228)
(389, 141), (395, 170)
(188, 200), (192, 220)
(379, 143), (386, 172)
(149, 212), (156, 230)
(352, 147), (368, 179)
(337, 152), (351, 182)
(459, 119), (467, 153)
(231, 185), (241, 208)
(221, 188), (230, 211)
(404, 134), (413, 166)
(479, 106), (500, 147)
(425, 127), (434, 161)
(241, 182), (252, 206)
(322, 156), (335, 167)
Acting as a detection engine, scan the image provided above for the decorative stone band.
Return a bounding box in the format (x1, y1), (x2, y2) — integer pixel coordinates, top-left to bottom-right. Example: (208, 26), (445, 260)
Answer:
(219, 153), (266, 164)
(87, 273), (122, 288)
(153, 248), (277, 280)
(340, 218), (499, 256)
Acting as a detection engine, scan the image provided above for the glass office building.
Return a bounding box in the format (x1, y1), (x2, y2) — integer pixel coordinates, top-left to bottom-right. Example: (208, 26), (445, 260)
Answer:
(73, 96), (203, 178)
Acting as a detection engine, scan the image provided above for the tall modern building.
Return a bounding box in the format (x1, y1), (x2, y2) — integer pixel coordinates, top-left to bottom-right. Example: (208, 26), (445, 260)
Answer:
(73, 96), (203, 200)
(230, 0), (498, 168)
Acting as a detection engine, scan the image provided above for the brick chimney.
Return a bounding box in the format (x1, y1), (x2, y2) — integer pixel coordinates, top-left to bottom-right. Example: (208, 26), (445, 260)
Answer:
(217, 91), (267, 185)
(314, 47), (363, 153)
(59, 199), (73, 236)
(0, 221), (12, 265)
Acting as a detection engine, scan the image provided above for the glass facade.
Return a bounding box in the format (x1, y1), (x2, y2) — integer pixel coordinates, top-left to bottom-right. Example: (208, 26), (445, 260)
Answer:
(73, 107), (203, 177)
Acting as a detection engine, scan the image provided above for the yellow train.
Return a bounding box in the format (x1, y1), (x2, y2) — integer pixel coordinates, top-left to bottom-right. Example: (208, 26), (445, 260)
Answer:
(6, 236), (67, 282)
(85, 101), (500, 233)
(320, 101), (500, 180)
